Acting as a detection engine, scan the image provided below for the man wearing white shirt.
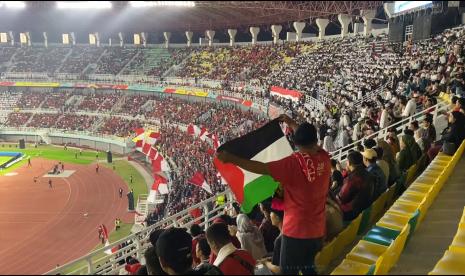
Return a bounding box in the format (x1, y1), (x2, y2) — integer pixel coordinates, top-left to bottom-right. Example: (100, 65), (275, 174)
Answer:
(402, 94), (418, 118)
(380, 104), (392, 129)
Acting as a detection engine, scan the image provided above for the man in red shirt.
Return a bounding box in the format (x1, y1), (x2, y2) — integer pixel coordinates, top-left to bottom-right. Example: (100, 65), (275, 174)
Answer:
(217, 115), (331, 275)
(206, 223), (256, 275)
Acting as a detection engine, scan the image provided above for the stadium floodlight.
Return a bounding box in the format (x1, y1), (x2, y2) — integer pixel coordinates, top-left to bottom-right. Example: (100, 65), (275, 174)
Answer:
(0, 1), (26, 9)
(56, 1), (112, 10)
(129, 1), (196, 8)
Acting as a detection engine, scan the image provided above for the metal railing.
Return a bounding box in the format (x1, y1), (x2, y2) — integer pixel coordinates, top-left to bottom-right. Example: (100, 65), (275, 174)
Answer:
(330, 100), (450, 162)
(45, 191), (233, 275)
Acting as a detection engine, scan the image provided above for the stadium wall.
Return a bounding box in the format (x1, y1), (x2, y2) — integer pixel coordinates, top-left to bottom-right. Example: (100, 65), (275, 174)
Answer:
(0, 132), (129, 154)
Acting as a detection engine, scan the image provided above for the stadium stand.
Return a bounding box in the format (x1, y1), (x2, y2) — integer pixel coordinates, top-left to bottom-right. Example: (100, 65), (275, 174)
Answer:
(0, 11), (464, 276)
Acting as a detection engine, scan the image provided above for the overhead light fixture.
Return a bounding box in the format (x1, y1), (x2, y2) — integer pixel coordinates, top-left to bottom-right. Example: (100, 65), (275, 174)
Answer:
(56, 1), (112, 10)
(129, 1), (196, 8)
(0, 1), (26, 9)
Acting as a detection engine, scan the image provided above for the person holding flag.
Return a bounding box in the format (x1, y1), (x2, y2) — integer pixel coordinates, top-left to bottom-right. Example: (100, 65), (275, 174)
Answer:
(217, 114), (331, 275)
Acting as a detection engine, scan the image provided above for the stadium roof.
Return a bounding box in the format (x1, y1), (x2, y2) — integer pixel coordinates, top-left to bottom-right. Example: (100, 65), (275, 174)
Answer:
(20, 1), (383, 32)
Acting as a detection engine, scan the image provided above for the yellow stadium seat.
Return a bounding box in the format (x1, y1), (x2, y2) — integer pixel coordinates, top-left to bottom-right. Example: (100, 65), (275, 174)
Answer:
(377, 212), (411, 232)
(397, 191), (424, 205)
(405, 164), (418, 185)
(385, 183), (398, 208)
(331, 259), (375, 275)
(333, 214), (362, 258)
(315, 238), (336, 269)
(388, 201), (419, 217)
(429, 250), (465, 275)
(451, 223), (465, 249)
(408, 183), (433, 195)
(376, 224), (410, 275)
(345, 240), (388, 265)
(370, 192), (388, 225)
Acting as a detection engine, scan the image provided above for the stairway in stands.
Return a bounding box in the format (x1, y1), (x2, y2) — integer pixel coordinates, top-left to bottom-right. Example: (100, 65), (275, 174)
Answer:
(374, 35), (389, 53)
(389, 156), (465, 275)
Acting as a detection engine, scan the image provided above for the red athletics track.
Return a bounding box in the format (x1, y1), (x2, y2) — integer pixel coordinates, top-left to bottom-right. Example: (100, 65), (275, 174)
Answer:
(0, 158), (134, 275)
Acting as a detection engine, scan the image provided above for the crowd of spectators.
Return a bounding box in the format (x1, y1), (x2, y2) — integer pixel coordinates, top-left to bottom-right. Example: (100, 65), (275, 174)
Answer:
(60, 46), (105, 74)
(54, 114), (97, 131)
(94, 47), (139, 75)
(26, 113), (61, 128)
(174, 43), (308, 81)
(5, 112), (32, 127)
(98, 117), (143, 137)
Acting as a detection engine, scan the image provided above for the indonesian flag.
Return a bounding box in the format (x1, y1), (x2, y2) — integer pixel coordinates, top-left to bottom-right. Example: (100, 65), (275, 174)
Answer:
(190, 208), (202, 223)
(187, 124), (201, 136)
(152, 153), (170, 172)
(214, 119), (293, 213)
(270, 86), (303, 102)
(188, 172), (212, 194)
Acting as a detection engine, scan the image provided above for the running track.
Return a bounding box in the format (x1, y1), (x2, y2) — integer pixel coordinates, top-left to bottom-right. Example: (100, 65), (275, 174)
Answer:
(0, 158), (133, 275)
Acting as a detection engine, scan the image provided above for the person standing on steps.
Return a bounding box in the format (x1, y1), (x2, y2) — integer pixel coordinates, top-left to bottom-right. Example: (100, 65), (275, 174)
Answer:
(48, 179), (52, 189)
(119, 188), (124, 198)
(28, 157), (31, 167)
(96, 163), (99, 174)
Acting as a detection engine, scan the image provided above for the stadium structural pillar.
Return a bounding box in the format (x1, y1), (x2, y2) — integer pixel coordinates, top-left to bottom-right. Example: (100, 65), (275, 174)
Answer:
(250, 27), (260, 45)
(164, 32), (171, 48)
(26, 32), (31, 47)
(8, 31), (14, 46)
(118, 32), (124, 47)
(316, 18), (329, 40)
(70, 32), (76, 46)
(228, 29), (237, 46)
(185, 31), (193, 47)
(43, 32), (48, 48)
(95, 32), (100, 47)
(383, 3), (393, 33)
(338, 14), (351, 38)
(293, 21), (305, 42)
(361, 9), (376, 36)
(206, 30), (215, 46)
(271, 25), (282, 44)
(141, 32), (147, 47)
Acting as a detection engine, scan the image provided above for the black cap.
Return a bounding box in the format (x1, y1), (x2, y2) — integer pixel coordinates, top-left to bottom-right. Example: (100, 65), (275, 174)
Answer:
(156, 228), (192, 273)
(293, 122), (318, 146)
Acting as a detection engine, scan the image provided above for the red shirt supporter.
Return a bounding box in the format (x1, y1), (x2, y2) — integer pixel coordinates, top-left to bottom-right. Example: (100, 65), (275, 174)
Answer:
(214, 246), (256, 275)
(268, 150), (331, 239)
(216, 116), (331, 275)
(206, 223), (256, 276)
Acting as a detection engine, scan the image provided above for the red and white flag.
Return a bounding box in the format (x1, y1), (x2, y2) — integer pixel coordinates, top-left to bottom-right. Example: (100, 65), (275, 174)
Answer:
(152, 153), (170, 172)
(199, 127), (209, 141)
(188, 172), (212, 194)
(187, 124), (201, 136)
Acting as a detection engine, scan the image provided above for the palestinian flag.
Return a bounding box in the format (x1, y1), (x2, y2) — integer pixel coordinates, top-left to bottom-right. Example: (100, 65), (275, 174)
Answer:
(188, 172), (212, 194)
(214, 119), (293, 213)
